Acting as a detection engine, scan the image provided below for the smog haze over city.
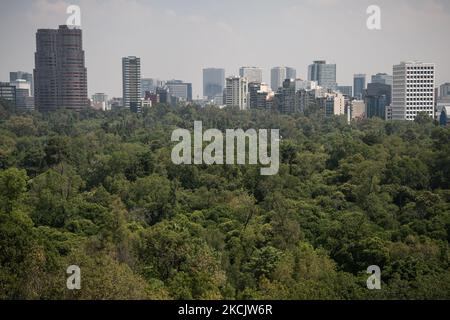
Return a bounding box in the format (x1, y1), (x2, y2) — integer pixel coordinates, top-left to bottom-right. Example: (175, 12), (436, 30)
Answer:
(1, 0), (450, 97)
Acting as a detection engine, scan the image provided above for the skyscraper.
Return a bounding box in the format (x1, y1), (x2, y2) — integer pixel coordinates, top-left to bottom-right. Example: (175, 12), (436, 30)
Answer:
(10, 71), (33, 96)
(308, 61), (336, 90)
(271, 67), (286, 92)
(239, 67), (263, 84)
(226, 76), (248, 110)
(248, 82), (261, 109)
(271, 67), (296, 92)
(57, 27), (89, 109)
(371, 73), (393, 87)
(122, 56), (141, 112)
(286, 67), (297, 80)
(203, 68), (225, 100)
(278, 79), (298, 114)
(392, 61), (435, 121)
(34, 25), (88, 112)
(353, 74), (366, 99)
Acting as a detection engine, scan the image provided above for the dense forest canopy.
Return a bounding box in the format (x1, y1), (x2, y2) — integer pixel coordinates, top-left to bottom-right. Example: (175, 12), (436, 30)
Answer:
(0, 99), (449, 299)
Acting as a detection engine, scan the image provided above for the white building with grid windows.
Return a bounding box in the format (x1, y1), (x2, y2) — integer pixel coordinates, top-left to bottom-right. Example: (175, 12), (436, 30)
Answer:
(392, 61), (435, 121)
(226, 76), (249, 110)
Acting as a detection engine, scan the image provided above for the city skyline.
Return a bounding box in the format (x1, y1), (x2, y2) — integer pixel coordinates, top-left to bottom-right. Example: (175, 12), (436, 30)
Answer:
(1, 0), (450, 98)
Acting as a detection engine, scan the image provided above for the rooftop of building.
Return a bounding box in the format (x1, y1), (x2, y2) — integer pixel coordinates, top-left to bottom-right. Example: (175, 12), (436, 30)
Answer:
(399, 61), (435, 65)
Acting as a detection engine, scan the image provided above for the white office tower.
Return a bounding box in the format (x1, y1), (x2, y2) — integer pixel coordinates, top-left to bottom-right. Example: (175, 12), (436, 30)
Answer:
(226, 76), (248, 110)
(239, 67), (263, 83)
(392, 61), (435, 121)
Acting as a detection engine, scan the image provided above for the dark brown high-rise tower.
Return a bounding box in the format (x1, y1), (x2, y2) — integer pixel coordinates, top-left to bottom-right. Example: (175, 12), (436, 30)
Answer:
(34, 25), (88, 112)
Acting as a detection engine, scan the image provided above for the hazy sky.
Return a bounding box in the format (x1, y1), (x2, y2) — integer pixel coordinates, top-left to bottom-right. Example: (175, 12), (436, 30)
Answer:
(1, 0), (449, 98)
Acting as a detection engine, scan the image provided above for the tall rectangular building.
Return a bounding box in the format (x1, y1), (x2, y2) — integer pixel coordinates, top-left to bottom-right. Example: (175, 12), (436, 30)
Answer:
(122, 56), (141, 112)
(308, 61), (336, 90)
(203, 68), (225, 100)
(34, 28), (58, 111)
(392, 61), (435, 121)
(353, 74), (366, 99)
(286, 67), (297, 81)
(271, 67), (286, 91)
(270, 67), (296, 92)
(239, 67), (263, 84)
(226, 76), (248, 110)
(278, 79), (298, 114)
(34, 25), (88, 112)
(248, 82), (261, 109)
